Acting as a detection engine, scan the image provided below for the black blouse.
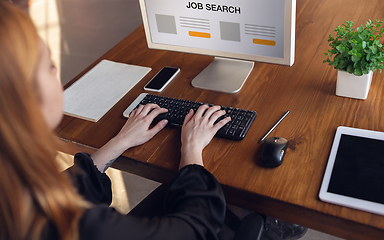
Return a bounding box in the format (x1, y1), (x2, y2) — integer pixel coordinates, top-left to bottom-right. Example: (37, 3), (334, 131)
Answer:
(63, 152), (226, 240)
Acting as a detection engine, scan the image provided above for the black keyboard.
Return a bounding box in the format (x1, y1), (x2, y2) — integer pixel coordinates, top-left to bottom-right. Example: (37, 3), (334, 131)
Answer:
(123, 93), (256, 140)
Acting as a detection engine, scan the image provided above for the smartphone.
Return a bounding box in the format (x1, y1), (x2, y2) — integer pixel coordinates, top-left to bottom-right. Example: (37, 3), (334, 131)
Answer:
(144, 67), (180, 92)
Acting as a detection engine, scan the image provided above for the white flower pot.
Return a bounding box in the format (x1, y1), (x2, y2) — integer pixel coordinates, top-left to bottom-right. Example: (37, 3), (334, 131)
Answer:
(336, 70), (373, 100)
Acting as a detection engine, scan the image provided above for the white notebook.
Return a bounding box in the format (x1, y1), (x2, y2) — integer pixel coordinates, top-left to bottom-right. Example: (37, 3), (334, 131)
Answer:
(64, 60), (151, 122)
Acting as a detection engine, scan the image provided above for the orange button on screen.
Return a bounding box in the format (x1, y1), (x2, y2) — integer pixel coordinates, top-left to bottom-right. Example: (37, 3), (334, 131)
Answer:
(253, 39), (276, 46)
(189, 31), (211, 38)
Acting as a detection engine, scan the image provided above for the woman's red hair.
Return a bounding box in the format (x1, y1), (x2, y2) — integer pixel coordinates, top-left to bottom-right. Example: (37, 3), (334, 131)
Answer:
(0, 2), (88, 240)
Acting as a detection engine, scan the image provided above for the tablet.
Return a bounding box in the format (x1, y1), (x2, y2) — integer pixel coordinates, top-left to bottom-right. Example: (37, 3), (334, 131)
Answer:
(319, 126), (384, 216)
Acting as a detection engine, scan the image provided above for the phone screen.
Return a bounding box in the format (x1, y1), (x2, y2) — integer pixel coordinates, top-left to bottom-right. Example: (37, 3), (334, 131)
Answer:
(144, 67), (180, 91)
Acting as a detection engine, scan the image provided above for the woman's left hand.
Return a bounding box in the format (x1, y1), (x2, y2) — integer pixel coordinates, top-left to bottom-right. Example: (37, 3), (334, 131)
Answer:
(179, 105), (230, 169)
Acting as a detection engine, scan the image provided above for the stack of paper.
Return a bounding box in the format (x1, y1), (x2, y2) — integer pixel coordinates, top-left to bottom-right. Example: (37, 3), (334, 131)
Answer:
(64, 60), (151, 122)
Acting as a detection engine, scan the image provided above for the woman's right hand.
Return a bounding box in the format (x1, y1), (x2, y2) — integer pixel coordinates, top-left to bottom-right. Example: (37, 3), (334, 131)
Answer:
(180, 105), (231, 169)
(92, 103), (168, 172)
(115, 104), (168, 149)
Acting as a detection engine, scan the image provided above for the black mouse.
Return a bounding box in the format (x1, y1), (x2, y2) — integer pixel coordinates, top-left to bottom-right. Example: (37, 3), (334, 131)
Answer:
(260, 137), (288, 168)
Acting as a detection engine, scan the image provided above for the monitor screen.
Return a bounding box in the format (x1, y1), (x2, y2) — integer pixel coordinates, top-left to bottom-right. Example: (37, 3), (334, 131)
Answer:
(139, 0), (296, 93)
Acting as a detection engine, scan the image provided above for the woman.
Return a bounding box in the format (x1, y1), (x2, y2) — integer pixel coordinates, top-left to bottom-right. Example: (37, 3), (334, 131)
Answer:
(0, 1), (232, 240)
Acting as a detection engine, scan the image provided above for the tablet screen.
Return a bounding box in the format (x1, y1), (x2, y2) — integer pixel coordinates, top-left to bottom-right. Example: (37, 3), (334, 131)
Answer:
(328, 134), (384, 204)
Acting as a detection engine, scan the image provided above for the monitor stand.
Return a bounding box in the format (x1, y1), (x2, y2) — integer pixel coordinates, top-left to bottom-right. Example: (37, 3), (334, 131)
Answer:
(191, 57), (254, 93)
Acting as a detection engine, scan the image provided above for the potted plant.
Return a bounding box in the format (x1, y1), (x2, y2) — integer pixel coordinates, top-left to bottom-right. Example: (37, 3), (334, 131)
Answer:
(324, 20), (384, 99)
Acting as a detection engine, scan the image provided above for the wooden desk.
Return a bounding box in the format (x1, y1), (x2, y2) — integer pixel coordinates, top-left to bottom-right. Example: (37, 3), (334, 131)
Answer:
(57, 0), (384, 239)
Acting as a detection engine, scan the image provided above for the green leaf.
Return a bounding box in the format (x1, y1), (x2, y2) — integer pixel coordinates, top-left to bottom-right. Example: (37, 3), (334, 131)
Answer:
(347, 65), (354, 73)
(357, 26), (364, 33)
(352, 55), (359, 62)
(333, 61), (338, 68)
(354, 68), (363, 76)
(372, 46), (378, 54)
(336, 45), (345, 53)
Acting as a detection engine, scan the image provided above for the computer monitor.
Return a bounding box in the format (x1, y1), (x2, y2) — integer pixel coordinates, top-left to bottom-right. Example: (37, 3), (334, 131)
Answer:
(139, 0), (296, 93)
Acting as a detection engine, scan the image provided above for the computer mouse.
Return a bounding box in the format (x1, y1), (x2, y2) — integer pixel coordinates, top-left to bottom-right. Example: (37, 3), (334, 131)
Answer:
(260, 137), (289, 168)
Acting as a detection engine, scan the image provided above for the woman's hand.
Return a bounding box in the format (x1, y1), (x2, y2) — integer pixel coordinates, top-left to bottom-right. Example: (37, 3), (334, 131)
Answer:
(180, 105), (231, 169)
(115, 104), (168, 148)
(92, 104), (168, 172)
